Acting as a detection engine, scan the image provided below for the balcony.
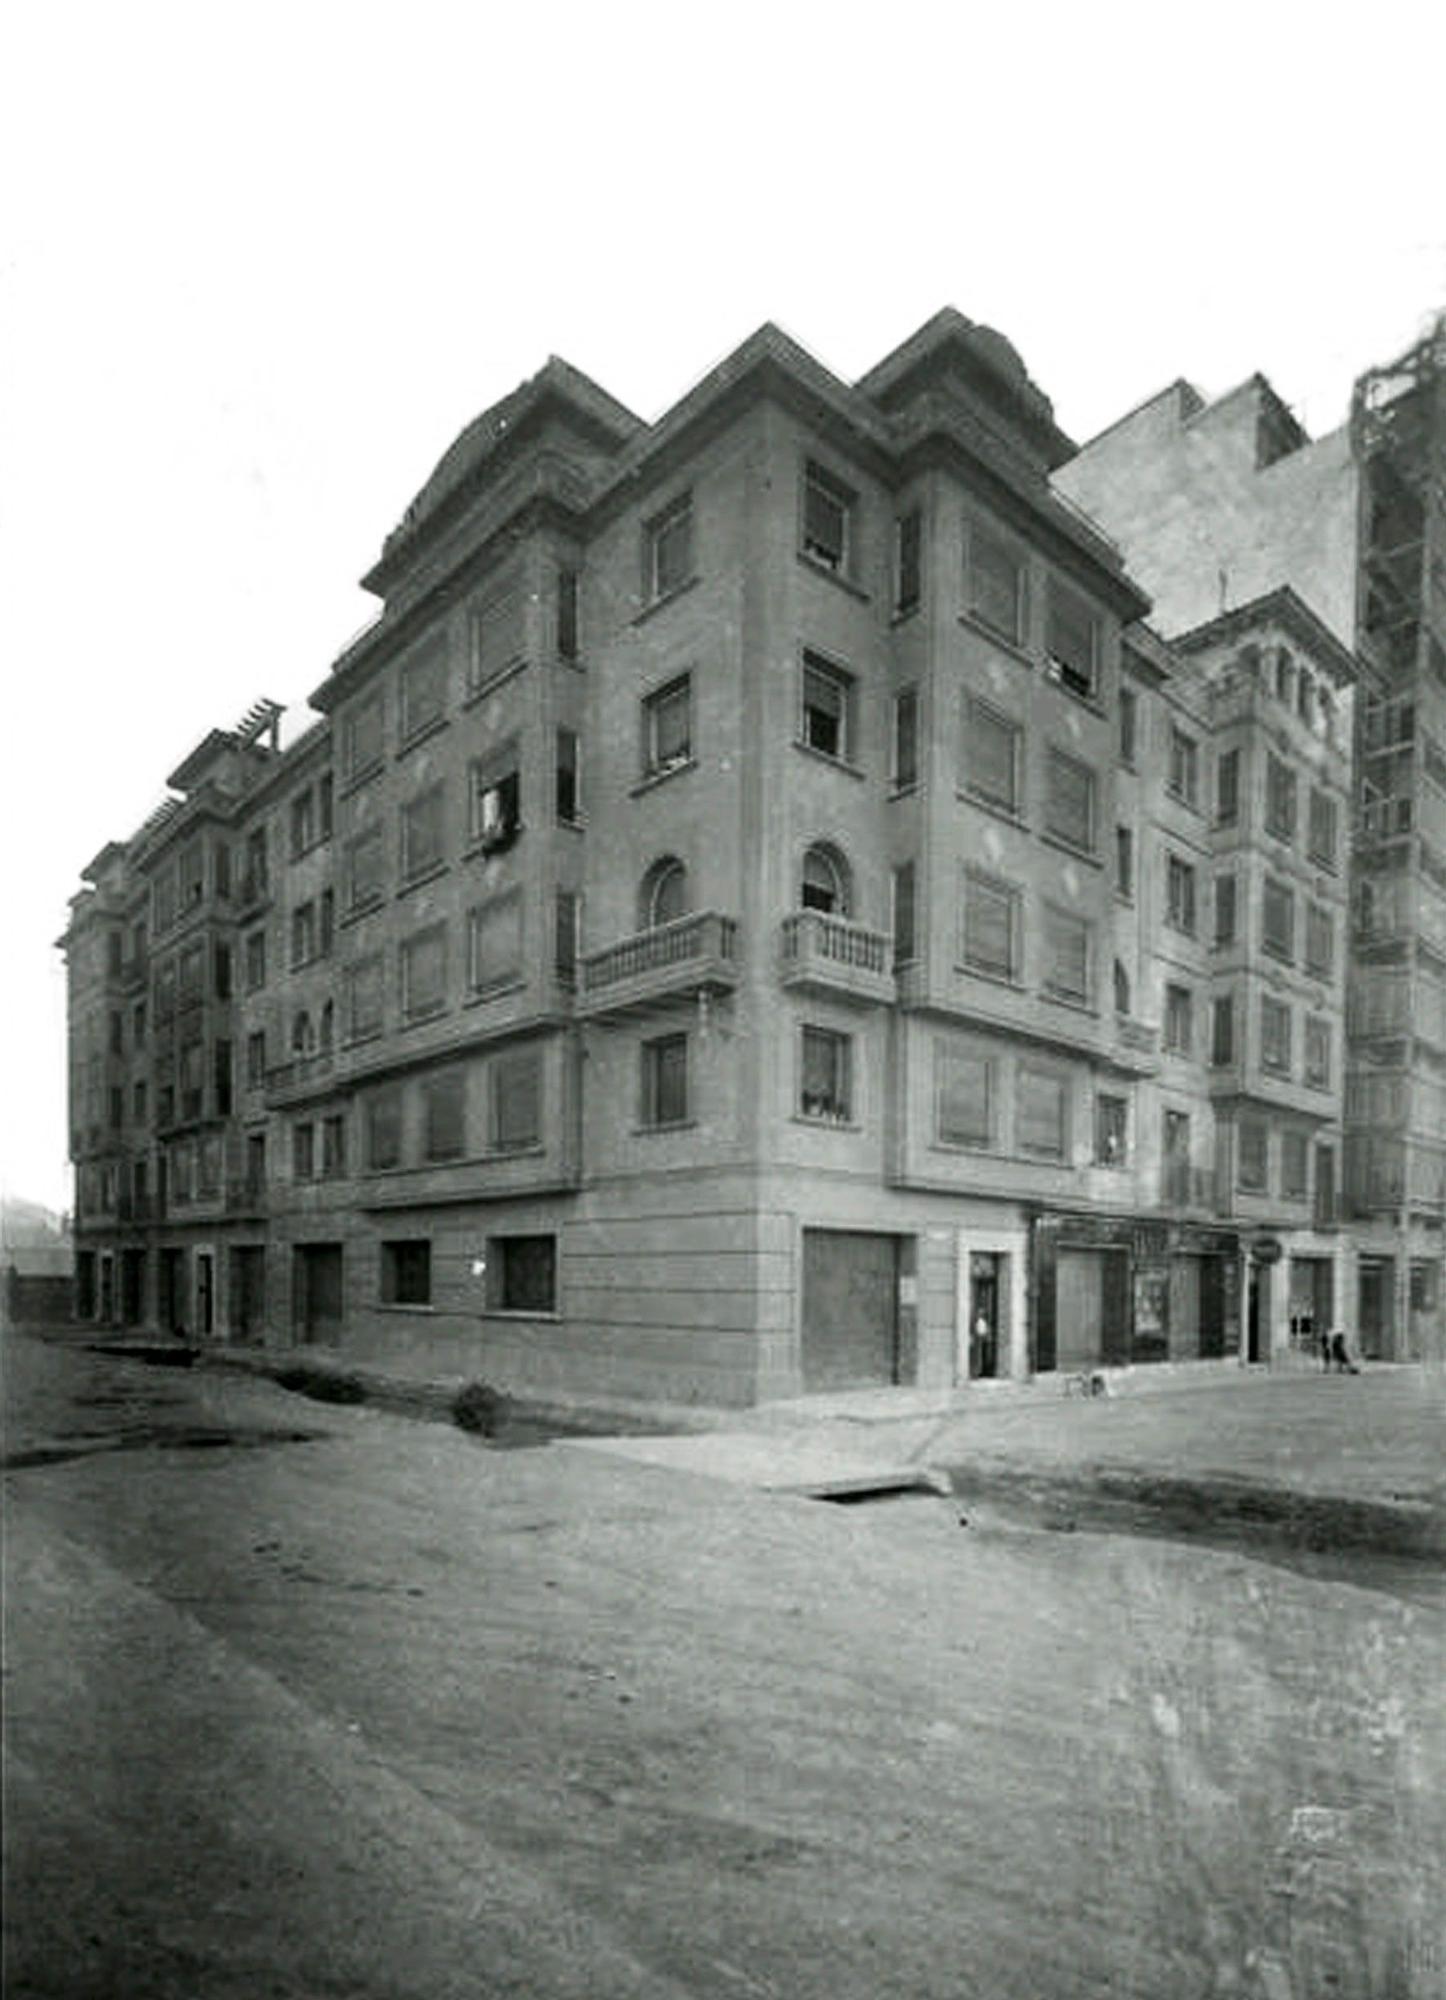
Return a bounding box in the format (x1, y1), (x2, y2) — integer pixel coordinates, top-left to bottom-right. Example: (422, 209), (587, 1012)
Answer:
(579, 912), (739, 1019)
(264, 1051), (336, 1107)
(778, 911), (894, 1006)
(225, 1178), (270, 1216)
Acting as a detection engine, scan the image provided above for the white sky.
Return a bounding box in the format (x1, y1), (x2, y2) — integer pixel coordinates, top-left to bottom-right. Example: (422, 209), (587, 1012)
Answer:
(3, 0), (1443, 1216)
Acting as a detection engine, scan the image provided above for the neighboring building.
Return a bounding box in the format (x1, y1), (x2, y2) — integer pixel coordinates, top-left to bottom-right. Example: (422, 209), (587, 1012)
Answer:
(62, 310), (1370, 1403)
(1058, 317), (1446, 1360)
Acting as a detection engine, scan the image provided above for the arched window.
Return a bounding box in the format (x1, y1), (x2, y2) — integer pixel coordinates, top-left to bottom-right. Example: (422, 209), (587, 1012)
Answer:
(800, 843), (851, 916)
(292, 1010), (313, 1056)
(1113, 960), (1130, 1017)
(639, 856), (688, 931)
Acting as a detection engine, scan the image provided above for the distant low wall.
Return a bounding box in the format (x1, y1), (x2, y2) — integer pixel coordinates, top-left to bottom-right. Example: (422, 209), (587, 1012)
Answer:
(3, 1266), (75, 1327)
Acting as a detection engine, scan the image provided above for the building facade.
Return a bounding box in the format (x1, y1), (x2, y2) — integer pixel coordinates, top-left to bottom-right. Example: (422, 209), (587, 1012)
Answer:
(1058, 319), (1446, 1360)
(64, 311), (1376, 1403)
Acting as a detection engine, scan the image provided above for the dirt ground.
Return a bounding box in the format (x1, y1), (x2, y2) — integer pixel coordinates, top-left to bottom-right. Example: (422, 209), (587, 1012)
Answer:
(4, 1331), (1444, 1998)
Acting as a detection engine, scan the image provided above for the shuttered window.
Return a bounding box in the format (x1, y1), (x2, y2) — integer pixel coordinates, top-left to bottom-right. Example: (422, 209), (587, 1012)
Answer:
(423, 1073), (466, 1162)
(936, 1045), (993, 1148)
(962, 871), (1020, 980)
(400, 635), (448, 742)
(1043, 905), (1090, 1003)
(967, 523), (1025, 643)
(491, 1052), (541, 1152)
(401, 925), (446, 1021)
(468, 576), (527, 696)
(1017, 1069), (1068, 1158)
(1046, 747), (1095, 851)
(965, 700), (1020, 812)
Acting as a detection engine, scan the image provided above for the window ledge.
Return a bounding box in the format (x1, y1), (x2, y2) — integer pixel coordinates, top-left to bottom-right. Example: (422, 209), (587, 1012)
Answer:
(378, 1302), (439, 1315)
(633, 1120), (698, 1137)
(397, 862), (449, 897)
(1040, 831), (1101, 868)
(793, 1114), (860, 1132)
(481, 1309), (562, 1323)
(958, 787), (1027, 830)
(1044, 672), (1105, 718)
(462, 829), (525, 864)
(888, 779), (920, 800)
(631, 757), (697, 798)
(959, 613), (1031, 666)
(792, 741), (866, 781)
(1041, 991), (1098, 1017)
(340, 760), (384, 799)
(796, 551), (870, 602)
(395, 717), (450, 762)
(955, 963), (1024, 992)
(556, 814), (587, 833)
(890, 601), (922, 628)
(463, 656), (530, 708)
(632, 574), (700, 626)
(400, 1005), (452, 1031)
(345, 1028), (385, 1050)
(464, 976), (527, 1008)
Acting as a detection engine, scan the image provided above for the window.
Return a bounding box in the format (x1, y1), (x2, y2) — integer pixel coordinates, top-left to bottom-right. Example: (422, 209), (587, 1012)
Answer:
(290, 788), (316, 860)
(366, 1087), (402, 1170)
(1308, 788), (1338, 868)
(319, 1000), (334, 1053)
(180, 841), (204, 909)
(344, 826), (381, 914)
(180, 945), (204, 1007)
(1043, 904), (1091, 1004)
(1211, 995), (1235, 1067)
(109, 1085), (123, 1131)
(640, 856), (688, 930)
(892, 687), (918, 790)
(1017, 1069), (1068, 1159)
(1261, 996), (1292, 1074)
(469, 744), (522, 850)
(467, 576), (527, 696)
(965, 699), (1021, 814)
(133, 1079), (147, 1123)
(645, 491), (693, 602)
(1262, 878), (1295, 961)
(400, 635), (447, 744)
(892, 863), (916, 966)
(1162, 1110), (1191, 1204)
(318, 775), (333, 841)
(213, 942), (232, 1000)
(345, 695), (384, 784)
(381, 1240), (431, 1307)
(347, 954), (384, 1041)
(894, 509), (922, 615)
(1113, 959), (1131, 1016)
(557, 567), (579, 660)
(801, 460), (855, 575)
(800, 653), (854, 762)
(214, 1041), (232, 1117)
(641, 1033), (688, 1128)
(1304, 1016), (1331, 1087)
(555, 891), (579, 986)
(489, 1235), (556, 1313)
(468, 891), (523, 994)
(109, 1010), (124, 1056)
(1216, 747), (1240, 825)
(642, 676), (691, 777)
(1238, 1120), (1268, 1192)
(1118, 685), (1137, 766)
(242, 826), (268, 902)
(490, 1051), (541, 1152)
(1164, 983), (1193, 1056)
(423, 1072), (466, 1161)
(966, 521), (1025, 644)
(322, 1115), (346, 1178)
(1275, 650), (1295, 705)
(800, 843), (850, 915)
(1046, 580), (1099, 698)
(1166, 854), (1197, 935)
(1281, 1131), (1309, 1199)
(1168, 727), (1199, 807)
(555, 728), (580, 822)
(1095, 1094), (1127, 1166)
(292, 1122), (315, 1181)
(1115, 826), (1134, 900)
(1045, 746), (1095, 852)
(319, 890), (334, 960)
(1265, 754), (1297, 840)
(291, 1011), (314, 1057)
(1214, 875), (1238, 948)
(961, 870), (1020, 981)
(800, 1026), (852, 1123)
(1305, 903), (1334, 978)
(402, 786), (445, 882)
(936, 1044), (993, 1148)
(401, 925), (447, 1022)
(291, 901), (316, 969)
(133, 1000), (146, 1046)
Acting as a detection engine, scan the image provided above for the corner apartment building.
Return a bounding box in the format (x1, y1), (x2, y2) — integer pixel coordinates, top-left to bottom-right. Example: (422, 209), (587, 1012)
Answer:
(1057, 320), (1446, 1360)
(62, 309), (1363, 1404)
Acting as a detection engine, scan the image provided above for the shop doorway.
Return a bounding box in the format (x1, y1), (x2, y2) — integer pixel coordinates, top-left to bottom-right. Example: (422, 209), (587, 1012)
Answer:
(1358, 1258), (1395, 1360)
(1289, 1257), (1333, 1357)
(801, 1230), (901, 1391)
(1055, 1248), (1130, 1371)
(230, 1247), (267, 1344)
(968, 1253), (1004, 1379)
(295, 1244), (344, 1345)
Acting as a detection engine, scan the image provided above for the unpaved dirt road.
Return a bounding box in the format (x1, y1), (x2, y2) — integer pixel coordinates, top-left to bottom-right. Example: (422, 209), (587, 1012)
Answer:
(4, 1332), (1443, 1998)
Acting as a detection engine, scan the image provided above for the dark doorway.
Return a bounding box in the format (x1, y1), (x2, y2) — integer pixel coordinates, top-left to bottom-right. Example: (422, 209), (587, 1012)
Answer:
(1055, 1248), (1130, 1370)
(231, 1246), (267, 1344)
(801, 1230), (900, 1391)
(295, 1243), (344, 1346)
(120, 1248), (146, 1326)
(1247, 1262), (1269, 1362)
(1199, 1256), (1226, 1358)
(1358, 1258), (1394, 1361)
(159, 1248), (185, 1335)
(75, 1251), (96, 1321)
(196, 1252), (215, 1338)
(969, 1253), (1003, 1379)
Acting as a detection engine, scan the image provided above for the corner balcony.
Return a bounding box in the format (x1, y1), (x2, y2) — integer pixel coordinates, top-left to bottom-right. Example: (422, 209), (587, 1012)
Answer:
(579, 912), (739, 1019)
(778, 911), (895, 1006)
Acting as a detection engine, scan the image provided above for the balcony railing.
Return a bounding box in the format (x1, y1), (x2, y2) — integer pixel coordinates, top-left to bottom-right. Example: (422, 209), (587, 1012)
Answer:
(778, 911), (895, 1005)
(579, 912), (739, 1018)
(264, 1050), (335, 1106)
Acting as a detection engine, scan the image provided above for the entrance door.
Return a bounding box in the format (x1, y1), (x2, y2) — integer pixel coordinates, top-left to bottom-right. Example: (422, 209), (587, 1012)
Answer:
(1199, 1256), (1226, 1358)
(159, 1249), (185, 1335)
(968, 1253), (1003, 1379)
(231, 1247), (266, 1344)
(196, 1253), (215, 1338)
(1358, 1259), (1394, 1361)
(121, 1249), (145, 1325)
(1055, 1249), (1129, 1371)
(295, 1244), (344, 1345)
(1247, 1262), (1269, 1362)
(801, 1230), (899, 1391)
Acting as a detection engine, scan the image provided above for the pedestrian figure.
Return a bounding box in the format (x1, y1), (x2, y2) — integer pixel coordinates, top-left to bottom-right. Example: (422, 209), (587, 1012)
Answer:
(1329, 1329), (1360, 1375)
(1320, 1326), (1333, 1371)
